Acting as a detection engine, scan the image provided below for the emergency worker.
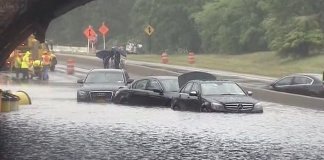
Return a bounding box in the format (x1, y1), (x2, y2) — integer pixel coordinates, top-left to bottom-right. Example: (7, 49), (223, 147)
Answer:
(21, 51), (31, 79)
(32, 59), (42, 79)
(50, 52), (57, 71)
(14, 52), (23, 79)
(41, 51), (51, 80)
(28, 58), (34, 79)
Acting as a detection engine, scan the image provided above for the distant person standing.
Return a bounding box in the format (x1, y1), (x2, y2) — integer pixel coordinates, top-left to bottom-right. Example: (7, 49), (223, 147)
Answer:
(14, 52), (23, 79)
(111, 47), (121, 69)
(50, 52), (57, 71)
(21, 51), (31, 80)
(49, 40), (54, 51)
(41, 51), (51, 80)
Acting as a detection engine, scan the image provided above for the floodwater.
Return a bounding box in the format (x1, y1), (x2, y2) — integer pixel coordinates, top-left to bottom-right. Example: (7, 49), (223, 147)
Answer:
(0, 72), (324, 160)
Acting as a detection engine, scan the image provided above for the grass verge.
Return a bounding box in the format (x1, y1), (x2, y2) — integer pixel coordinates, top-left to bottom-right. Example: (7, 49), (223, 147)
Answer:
(127, 52), (324, 77)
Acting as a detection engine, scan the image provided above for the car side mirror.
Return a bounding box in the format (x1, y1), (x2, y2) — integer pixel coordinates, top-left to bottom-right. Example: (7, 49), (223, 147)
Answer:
(189, 91), (198, 96)
(77, 79), (84, 84)
(270, 82), (276, 88)
(153, 89), (163, 94)
(127, 79), (134, 84)
(247, 91), (253, 96)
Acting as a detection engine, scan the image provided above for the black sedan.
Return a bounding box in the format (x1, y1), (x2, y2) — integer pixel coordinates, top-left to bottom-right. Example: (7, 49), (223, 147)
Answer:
(77, 69), (134, 102)
(171, 80), (263, 113)
(269, 73), (324, 98)
(113, 76), (179, 106)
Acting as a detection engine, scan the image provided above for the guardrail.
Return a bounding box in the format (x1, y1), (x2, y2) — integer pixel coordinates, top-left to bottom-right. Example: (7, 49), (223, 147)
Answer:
(53, 45), (89, 54)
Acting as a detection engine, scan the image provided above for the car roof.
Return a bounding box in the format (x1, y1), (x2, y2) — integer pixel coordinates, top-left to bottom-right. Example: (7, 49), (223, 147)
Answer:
(147, 76), (178, 80)
(189, 80), (235, 84)
(287, 73), (323, 80)
(89, 69), (125, 73)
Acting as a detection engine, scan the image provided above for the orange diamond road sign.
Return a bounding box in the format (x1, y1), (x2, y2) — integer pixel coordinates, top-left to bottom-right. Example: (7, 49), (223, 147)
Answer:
(83, 26), (97, 39)
(144, 25), (154, 36)
(99, 23), (109, 36)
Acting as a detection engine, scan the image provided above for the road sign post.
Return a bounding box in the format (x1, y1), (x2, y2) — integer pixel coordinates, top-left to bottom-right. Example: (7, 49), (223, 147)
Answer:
(144, 25), (154, 54)
(99, 22), (109, 50)
(83, 25), (97, 54)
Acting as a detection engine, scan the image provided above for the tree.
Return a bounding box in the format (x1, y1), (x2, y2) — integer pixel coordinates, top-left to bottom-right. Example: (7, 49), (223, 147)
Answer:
(194, 0), (267, 53)
(128, 0), (204, 53)
(261, 0), (324, 57)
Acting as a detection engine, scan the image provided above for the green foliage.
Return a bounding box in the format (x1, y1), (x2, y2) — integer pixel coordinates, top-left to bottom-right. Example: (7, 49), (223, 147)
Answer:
(194, 0), (267, 53)
(46, 0), (324, 57)
(262, 0), (324, 57)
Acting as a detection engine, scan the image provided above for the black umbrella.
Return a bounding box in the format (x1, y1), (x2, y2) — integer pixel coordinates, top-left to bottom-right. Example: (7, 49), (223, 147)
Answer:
(96, 50), (113, 59)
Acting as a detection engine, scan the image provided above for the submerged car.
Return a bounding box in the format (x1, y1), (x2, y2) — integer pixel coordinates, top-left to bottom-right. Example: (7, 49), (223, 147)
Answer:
(77, 69), (133, 102)
(269, 73), (324, 98)
(113, 76), (179, 106)
(171, 80), (263, 113)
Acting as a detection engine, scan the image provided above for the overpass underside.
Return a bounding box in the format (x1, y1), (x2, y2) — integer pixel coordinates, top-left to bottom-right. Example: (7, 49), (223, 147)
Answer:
(0, 0), (94, 66)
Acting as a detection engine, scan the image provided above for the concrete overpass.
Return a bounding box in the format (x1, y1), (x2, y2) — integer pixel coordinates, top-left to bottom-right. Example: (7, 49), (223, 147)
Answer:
(0, 0), (94, 66)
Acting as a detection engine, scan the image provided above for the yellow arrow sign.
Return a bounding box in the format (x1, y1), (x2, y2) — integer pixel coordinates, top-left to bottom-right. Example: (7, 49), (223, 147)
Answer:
(144, 25), (155, 36)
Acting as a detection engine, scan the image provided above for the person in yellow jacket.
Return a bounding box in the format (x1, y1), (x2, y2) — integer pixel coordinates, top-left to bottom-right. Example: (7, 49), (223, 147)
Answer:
(32, 59), (43, 79)
(21, 51), (31, 80)
(14, 52), (23, 79)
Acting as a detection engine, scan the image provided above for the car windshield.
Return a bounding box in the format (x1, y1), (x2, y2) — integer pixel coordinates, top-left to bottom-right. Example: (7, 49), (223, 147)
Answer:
(85, 71), (124, 83)
(201, 82), (246, 96)
(160, 79), (179, 92)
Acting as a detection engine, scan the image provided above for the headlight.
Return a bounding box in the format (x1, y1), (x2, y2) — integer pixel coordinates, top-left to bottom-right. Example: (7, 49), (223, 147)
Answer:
(254, 102), (263, 109)
(78, 90), (87, 96)
(211, 102), (224, 110)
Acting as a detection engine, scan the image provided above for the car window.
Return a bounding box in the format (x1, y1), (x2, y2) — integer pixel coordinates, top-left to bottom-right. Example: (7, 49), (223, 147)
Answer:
(159, 79), (179, 92)
(191, 83), (199, 92)
(181, 82), (193, 93)
(201, 82), (246, 96)
(293, 76), (313, 85)
(133, 79), (149, 89)
(275, 77), (293, 86)
(146, 79), (162, 90)
(85, 71), (124, 83)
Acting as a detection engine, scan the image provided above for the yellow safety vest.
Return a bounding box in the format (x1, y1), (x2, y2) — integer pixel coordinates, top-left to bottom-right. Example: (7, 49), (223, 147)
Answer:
(33, 60), (42, 67)
(21, 53), (31, 69)
(14, 57), (22, 68)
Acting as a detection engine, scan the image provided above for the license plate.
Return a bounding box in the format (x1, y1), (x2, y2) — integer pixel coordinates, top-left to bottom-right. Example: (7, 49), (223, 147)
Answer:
(95, 93), (107, 97)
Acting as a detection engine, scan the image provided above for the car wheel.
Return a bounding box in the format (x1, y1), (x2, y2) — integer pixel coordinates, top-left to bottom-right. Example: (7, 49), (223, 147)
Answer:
(171, 99), (181, 111)
(200, 106), (211, 112)
(172, 104), (182, 111)
(119, 97), (128, 104)
(77, 95), (82, 102)
(171, 101), (182, 111)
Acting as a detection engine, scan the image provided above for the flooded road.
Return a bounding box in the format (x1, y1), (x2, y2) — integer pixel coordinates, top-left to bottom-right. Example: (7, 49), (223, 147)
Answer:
(1, 72), (324, 159)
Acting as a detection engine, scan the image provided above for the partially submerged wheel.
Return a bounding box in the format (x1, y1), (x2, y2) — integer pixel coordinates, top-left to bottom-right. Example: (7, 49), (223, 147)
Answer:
(172, 104), (181, 111)
(200, 106), (211, 112)
(171, 100), (182, 111)
(118, 97), (128, 104)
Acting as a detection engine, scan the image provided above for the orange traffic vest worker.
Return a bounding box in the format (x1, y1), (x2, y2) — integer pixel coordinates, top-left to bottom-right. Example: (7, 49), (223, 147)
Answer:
(42, 52), (51, 66)
(41, 51), (51, 80)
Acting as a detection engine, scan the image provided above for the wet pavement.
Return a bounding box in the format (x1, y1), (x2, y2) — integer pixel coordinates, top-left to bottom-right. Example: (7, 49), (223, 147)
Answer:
(1, 71), (324, 159)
